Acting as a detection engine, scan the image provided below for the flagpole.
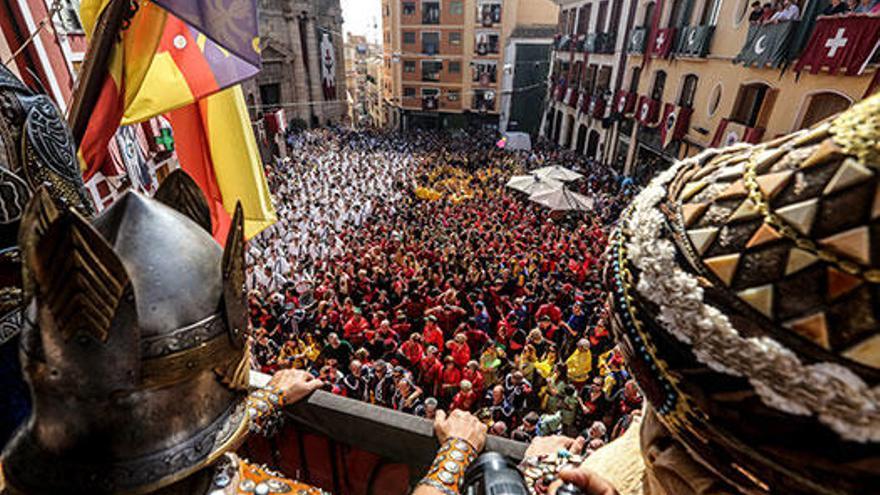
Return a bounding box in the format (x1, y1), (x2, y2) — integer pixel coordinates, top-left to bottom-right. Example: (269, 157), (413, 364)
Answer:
(68, 0), (131, 146)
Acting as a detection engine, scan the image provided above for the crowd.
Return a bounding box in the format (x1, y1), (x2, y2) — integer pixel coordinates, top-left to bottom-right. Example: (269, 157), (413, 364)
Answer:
(244, 127), (641, 451)
(749, 0), (880, 22)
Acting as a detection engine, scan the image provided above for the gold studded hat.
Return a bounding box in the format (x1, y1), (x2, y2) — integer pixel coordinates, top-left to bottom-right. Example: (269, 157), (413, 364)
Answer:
(606, 95), (880, 494)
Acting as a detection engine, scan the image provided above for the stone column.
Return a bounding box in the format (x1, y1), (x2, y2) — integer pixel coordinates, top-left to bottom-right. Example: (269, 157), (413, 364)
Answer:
(304, 15), (324, 125)
(284, 4), (309, 123)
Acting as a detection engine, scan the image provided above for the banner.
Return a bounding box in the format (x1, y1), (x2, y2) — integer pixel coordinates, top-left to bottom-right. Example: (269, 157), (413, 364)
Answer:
(794, 15), (880, 75)
(614, 90), (636, 116)
(319, 29), (338, 100)
(710, 118), (766, 147)
(650, 28), (676, 59)
(676, 25), (715, 58)
(733, 21), (797, 68)
(660, 103), (693, 148)
(636, 95), (660, 126)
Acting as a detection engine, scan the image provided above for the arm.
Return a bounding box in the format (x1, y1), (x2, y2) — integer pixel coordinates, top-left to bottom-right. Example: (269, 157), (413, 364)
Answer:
(412, 410), (487, 495)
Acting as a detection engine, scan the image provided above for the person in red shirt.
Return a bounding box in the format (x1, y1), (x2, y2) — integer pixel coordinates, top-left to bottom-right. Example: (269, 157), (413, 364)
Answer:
(461, 360), (485, 396)
(418, 345), (443, 397)
(343, 309), (371, 347)
(391, 310), (412, 340)
(422, 316), (444, 350)
(451, 379), (478, 412)
(399, 333), (425, 368)
(446, 333), (471, 368)
(439, 355), (461, 404)
(535, 295), (563, 325)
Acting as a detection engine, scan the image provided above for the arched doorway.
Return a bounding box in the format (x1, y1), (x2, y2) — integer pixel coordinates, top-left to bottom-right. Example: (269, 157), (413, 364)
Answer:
(553, 110), (563, 143)
(576, 124), (588, 154)
(564, 115), (575, 148)
(586, 130), (600, 158)
(799, 92), (851, 129)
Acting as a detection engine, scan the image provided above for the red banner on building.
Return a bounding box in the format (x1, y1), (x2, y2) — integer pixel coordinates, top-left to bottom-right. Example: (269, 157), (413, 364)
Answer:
(795, 15), (880, 75)
(589, 95), (606, 118)
(710, 118), (765, 147)
(650, 28), (677, 59)
(636, 95), (661, 126)
(615, 90), (636, 115)
(660, 103), (693, 148)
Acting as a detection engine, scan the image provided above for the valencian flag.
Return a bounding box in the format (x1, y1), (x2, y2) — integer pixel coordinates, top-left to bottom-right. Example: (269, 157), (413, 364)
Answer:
(733, 22), (797, 68)
(79, 0), (275, 240)
(795, 15), (880, 75)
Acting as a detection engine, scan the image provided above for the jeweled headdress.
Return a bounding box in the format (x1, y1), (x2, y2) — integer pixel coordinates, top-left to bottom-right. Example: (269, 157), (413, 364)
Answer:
(607, 95), (880, 493)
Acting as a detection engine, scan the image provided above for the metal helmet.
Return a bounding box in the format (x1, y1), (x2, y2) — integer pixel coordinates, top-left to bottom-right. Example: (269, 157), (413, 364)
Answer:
(0, 64), (94, 447)
(2, 170), (250, 494)
(607, 95), (880, 493)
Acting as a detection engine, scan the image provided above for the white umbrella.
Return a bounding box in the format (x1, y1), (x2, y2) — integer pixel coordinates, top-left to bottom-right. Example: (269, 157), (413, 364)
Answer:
(529, 187), (594, 212)
(532, 165), (584, 182)
(506, 175), (564, 196)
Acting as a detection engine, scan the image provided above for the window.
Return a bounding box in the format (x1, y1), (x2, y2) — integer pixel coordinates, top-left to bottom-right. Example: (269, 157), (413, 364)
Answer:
(679, 75), (698, 107)
(403, 31), (416, 44)
(422, 60), (443, 81)
(423, 88), (440, 97)
(449, 31), (462, 45)
(56, 0), (84, 33)
(577, 5), (591, 35)
(668, 0), (694, 28)
(473, 61), (497, 83)
(643, 2), (656, 26)
(404, 87), (417, 98)
(475, 32), (500, 55)
(448, 90), (460, 101)
(404, 60), (416, 72)
(731, 83), (771, 127)
(700, 0), (722, 26)
(629, 67), (641, 93)
(651, 71), (666, 101)
(402, 1), (416, 15)
(450, 1), (464, 15)
(423, 1), (441, 24)
(595, 1), (609, 33)
(449, 61), (461, 73)
(259, 83), (281, 109)
(479, 2), (503, 26)
(708, 83), (722, 116)
(422, 32), (440, 54)
(799, 92), (851, 128)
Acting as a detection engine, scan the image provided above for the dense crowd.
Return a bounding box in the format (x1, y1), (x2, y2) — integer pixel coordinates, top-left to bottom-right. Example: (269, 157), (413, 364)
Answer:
(245, 128), (641, 450)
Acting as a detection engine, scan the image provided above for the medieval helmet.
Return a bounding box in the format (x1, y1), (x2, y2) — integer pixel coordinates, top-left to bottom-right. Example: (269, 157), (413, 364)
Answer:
(2, 171), (250, 494)
(607, 95), (880, 493)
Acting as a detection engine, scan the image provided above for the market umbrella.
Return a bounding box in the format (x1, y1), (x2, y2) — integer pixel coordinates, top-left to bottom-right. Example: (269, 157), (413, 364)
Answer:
(532, 165), (584, 182)
(505, 175), (564, 196)
(529, 187), (594, 212)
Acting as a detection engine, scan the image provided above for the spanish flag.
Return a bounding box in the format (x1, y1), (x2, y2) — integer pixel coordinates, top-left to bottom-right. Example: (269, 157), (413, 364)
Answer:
(79, 0), (275, 239)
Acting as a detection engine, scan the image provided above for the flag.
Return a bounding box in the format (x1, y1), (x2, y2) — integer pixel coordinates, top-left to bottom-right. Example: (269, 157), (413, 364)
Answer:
(636, 95), (660, 126)
(168, 86), (276, 241)
(79, 0), (260, 178)
(614, 90), (635, 116)
(794, 15), (880, 75)
(80, 0), (273, 238)
(660, 103), (693, 148)
(733, 22), (797, 68)
(318, 29), (338, 100)
(649, 27), (676, 59)
(676, 25), (715, 57)
(711, 118), (766, 147)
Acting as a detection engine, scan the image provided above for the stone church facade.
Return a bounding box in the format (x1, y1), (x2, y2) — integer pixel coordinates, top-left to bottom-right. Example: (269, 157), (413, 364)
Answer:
(245, 0), (348, 128)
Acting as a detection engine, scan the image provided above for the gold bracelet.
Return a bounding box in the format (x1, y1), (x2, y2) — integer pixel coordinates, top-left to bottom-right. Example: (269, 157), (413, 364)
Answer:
(417, 437), (478, 494)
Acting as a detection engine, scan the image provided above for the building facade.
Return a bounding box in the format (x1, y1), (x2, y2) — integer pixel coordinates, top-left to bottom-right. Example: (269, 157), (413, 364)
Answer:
(345, 34), (382, 127)
(540, 0), (640, 166)
(245, 0), (348, 128)
(381, 0), (559, 130)
(543, 0), (880, 182)
(365, 52), (387, 127)
(499, 24), (557, 136)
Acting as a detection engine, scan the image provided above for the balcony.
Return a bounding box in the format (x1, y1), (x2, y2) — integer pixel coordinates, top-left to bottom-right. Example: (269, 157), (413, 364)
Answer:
(475, 34), (500, 55)
(627, 27), (647, 54)
(585, 33), (615, 54)
(614, 90), (636, 115)
(422, 3), (440, 25)
(479, 3), (503, 27)
(472, 90), (496, 112)
(553, 34), (572, 51)
(711, 118), (765, 147)
(422, 95), (439, 111)
(588, 94), (606, 118)
(733, 21), (798, 68)
(674, 25), (715, 58)
(473, 64), (498, 85)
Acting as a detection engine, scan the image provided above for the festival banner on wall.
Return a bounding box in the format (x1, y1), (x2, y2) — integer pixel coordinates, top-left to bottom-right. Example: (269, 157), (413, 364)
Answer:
(660, 103), (693, 148)
(795, 15), (880, 75)
(319, 28), (338, 101)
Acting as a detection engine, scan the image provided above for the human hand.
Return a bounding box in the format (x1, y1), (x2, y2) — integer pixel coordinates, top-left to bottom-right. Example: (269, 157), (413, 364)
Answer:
(268, 368), (324, 405)
(434, 409), (488, 453)
(550, 468), (619, 495)
(524, 435), (586, 458)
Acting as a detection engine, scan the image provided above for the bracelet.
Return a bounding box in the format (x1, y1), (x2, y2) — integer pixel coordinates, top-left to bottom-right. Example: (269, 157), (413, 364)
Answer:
(417, 437), (478, 495)
(247, 385), (286, 436)
(519, 450), (585, 495)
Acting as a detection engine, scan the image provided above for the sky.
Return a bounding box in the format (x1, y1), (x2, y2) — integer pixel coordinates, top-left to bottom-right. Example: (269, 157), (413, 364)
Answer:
(341, 0), (383, 43)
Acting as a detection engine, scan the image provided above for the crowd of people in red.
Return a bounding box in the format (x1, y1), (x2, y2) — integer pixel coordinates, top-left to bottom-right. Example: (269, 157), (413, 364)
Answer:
(246, 128), (641, 449)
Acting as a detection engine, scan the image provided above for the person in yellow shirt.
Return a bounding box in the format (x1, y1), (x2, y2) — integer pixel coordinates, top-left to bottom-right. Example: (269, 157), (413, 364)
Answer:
(565, 339), (593, 388)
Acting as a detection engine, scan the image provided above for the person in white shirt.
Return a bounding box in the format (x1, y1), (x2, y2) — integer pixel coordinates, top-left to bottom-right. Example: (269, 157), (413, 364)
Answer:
(769, 0), (799, 21)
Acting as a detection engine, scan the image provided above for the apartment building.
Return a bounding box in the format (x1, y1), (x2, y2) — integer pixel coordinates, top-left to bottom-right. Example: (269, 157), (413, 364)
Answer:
(540, 0), (640, 166)
(382, 0), (558, 130)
